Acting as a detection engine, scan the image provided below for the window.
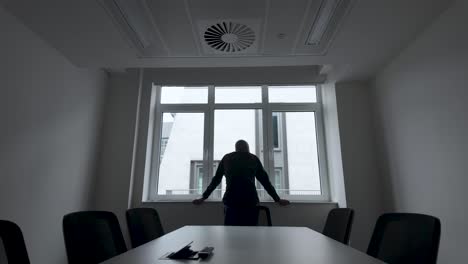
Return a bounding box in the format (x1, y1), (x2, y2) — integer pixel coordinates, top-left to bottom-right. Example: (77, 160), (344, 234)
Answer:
(157, 112), (205, 196)
(147, 85), (329, 201)
(160, 86), (208, 104)
(274, 168), (284, 190)
(214, 109), (263, 165)
(268, 85), (317, 103)
(190, 161), (221, 197)
(271, 112), (321, 196)
(215, 86), (262, 104)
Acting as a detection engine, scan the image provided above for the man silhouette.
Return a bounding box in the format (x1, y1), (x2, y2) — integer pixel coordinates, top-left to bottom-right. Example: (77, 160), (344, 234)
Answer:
(193, 140), (290, 226)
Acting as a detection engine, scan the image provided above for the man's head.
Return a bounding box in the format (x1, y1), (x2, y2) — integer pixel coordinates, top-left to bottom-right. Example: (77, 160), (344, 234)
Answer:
(235, 140), (250, 152)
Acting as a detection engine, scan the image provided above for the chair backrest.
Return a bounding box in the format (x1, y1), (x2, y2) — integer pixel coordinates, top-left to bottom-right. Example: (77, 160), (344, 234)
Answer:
(63, 211), (127, 264)
(367, 213), (441, 264)
(322, 208), (354, 244)
(126, 208), (165, 248)
(0, 220), (30, 264)
(256, 206), (272, 226)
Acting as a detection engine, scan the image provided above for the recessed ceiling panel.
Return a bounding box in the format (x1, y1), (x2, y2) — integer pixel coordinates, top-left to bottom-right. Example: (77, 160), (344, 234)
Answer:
(145, 0), (199, 56)
(261, 0), (311, 55)
(187, 0), (266, 21)
(99, 0), (168, 57)
(2, 0), (137, 66)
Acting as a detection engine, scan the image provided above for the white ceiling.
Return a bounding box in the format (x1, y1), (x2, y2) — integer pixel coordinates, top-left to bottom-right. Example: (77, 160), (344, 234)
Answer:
(2, 0), (452, 81)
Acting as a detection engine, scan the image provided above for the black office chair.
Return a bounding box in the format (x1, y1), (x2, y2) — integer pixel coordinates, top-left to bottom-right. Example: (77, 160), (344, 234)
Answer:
(256, 206), (272, 226)
(367, 213), (441, 264)
(322, 208), (354, 244)
(126, 208), (165, 248)
(0, 220), (30, 264)
(63, 211), (127, 264)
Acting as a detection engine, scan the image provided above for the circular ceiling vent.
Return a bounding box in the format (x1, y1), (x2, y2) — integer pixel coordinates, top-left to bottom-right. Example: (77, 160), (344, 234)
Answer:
(204, 22), (255, 52)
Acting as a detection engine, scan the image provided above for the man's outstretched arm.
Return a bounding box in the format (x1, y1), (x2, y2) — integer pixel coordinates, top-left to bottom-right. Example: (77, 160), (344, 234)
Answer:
(255, 157), (290, 206)
(202, 162), (223, 199)
(254, 157), (281, 202)
(193, 159), (224, 204)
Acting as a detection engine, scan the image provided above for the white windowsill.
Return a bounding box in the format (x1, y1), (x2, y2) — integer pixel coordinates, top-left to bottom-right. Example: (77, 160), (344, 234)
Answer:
(141, 200), (336, 204)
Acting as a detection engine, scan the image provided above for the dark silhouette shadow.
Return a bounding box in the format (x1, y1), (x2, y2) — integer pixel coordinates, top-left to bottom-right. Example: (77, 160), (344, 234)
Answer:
(193, 140), (289, 225)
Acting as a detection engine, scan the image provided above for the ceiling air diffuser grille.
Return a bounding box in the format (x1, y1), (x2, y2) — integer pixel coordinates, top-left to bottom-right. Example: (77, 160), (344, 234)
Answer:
(204, 22), (255, 52)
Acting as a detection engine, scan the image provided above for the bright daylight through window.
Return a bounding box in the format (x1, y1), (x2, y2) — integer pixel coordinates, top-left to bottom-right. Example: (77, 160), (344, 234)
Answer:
(147, 85), (328, 201)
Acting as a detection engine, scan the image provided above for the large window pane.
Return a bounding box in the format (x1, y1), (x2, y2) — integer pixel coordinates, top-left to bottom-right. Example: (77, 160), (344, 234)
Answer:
(271, 112), (321, 196)
(269, 86), (317, 103)
(215, 86), (262, 104)
(160, 86), (208, 104)
(213, 109), (264, 198)
(157, 112), (204, 195)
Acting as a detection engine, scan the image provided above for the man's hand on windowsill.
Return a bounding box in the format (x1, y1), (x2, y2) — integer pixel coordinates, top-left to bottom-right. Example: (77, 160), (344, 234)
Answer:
(277, 199), (290, 206)
(192, 198), (206, 205)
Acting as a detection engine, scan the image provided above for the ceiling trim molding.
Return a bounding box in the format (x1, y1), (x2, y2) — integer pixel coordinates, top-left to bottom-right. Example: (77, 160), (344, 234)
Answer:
(142, 0), (170, 55)
(142, 66), (327, 85)
(104, 55), (334, 69)
(259, 0), (271, 54)
(291, 0), (315, 54)
(184, 0), (202, 56)
(308, 0), (355, 56)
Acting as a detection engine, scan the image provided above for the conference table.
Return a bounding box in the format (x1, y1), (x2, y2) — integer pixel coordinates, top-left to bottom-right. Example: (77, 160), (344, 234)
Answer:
(101, 226), (385, 264)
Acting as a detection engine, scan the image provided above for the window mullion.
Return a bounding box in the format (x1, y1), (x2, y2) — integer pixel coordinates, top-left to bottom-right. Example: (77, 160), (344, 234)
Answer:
(314, 85), (330, 201)
(262, 85), (274, 190)
(203, 85), (215, 197)
(149, 85), (162, 201)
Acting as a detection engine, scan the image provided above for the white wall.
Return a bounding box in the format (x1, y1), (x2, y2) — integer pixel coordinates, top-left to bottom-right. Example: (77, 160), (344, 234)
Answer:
(0, 7), (107, 264)
(334, 81), (384, 251)
(373, 0), (468, 262)
(93, 70), (141, 246)
(321, 83), (347, 207)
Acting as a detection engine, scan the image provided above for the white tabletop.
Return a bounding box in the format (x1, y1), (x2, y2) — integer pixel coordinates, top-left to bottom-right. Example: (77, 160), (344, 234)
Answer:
(101, 226), (384, 264)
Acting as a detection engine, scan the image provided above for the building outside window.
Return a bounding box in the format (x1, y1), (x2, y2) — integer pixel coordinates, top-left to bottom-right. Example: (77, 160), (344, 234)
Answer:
(189, 160), (221, 197)
(160, 137), (169, 160)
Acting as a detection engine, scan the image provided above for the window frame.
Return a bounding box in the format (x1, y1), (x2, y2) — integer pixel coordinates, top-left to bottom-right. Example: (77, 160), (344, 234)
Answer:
(148, 85), (329, 202)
